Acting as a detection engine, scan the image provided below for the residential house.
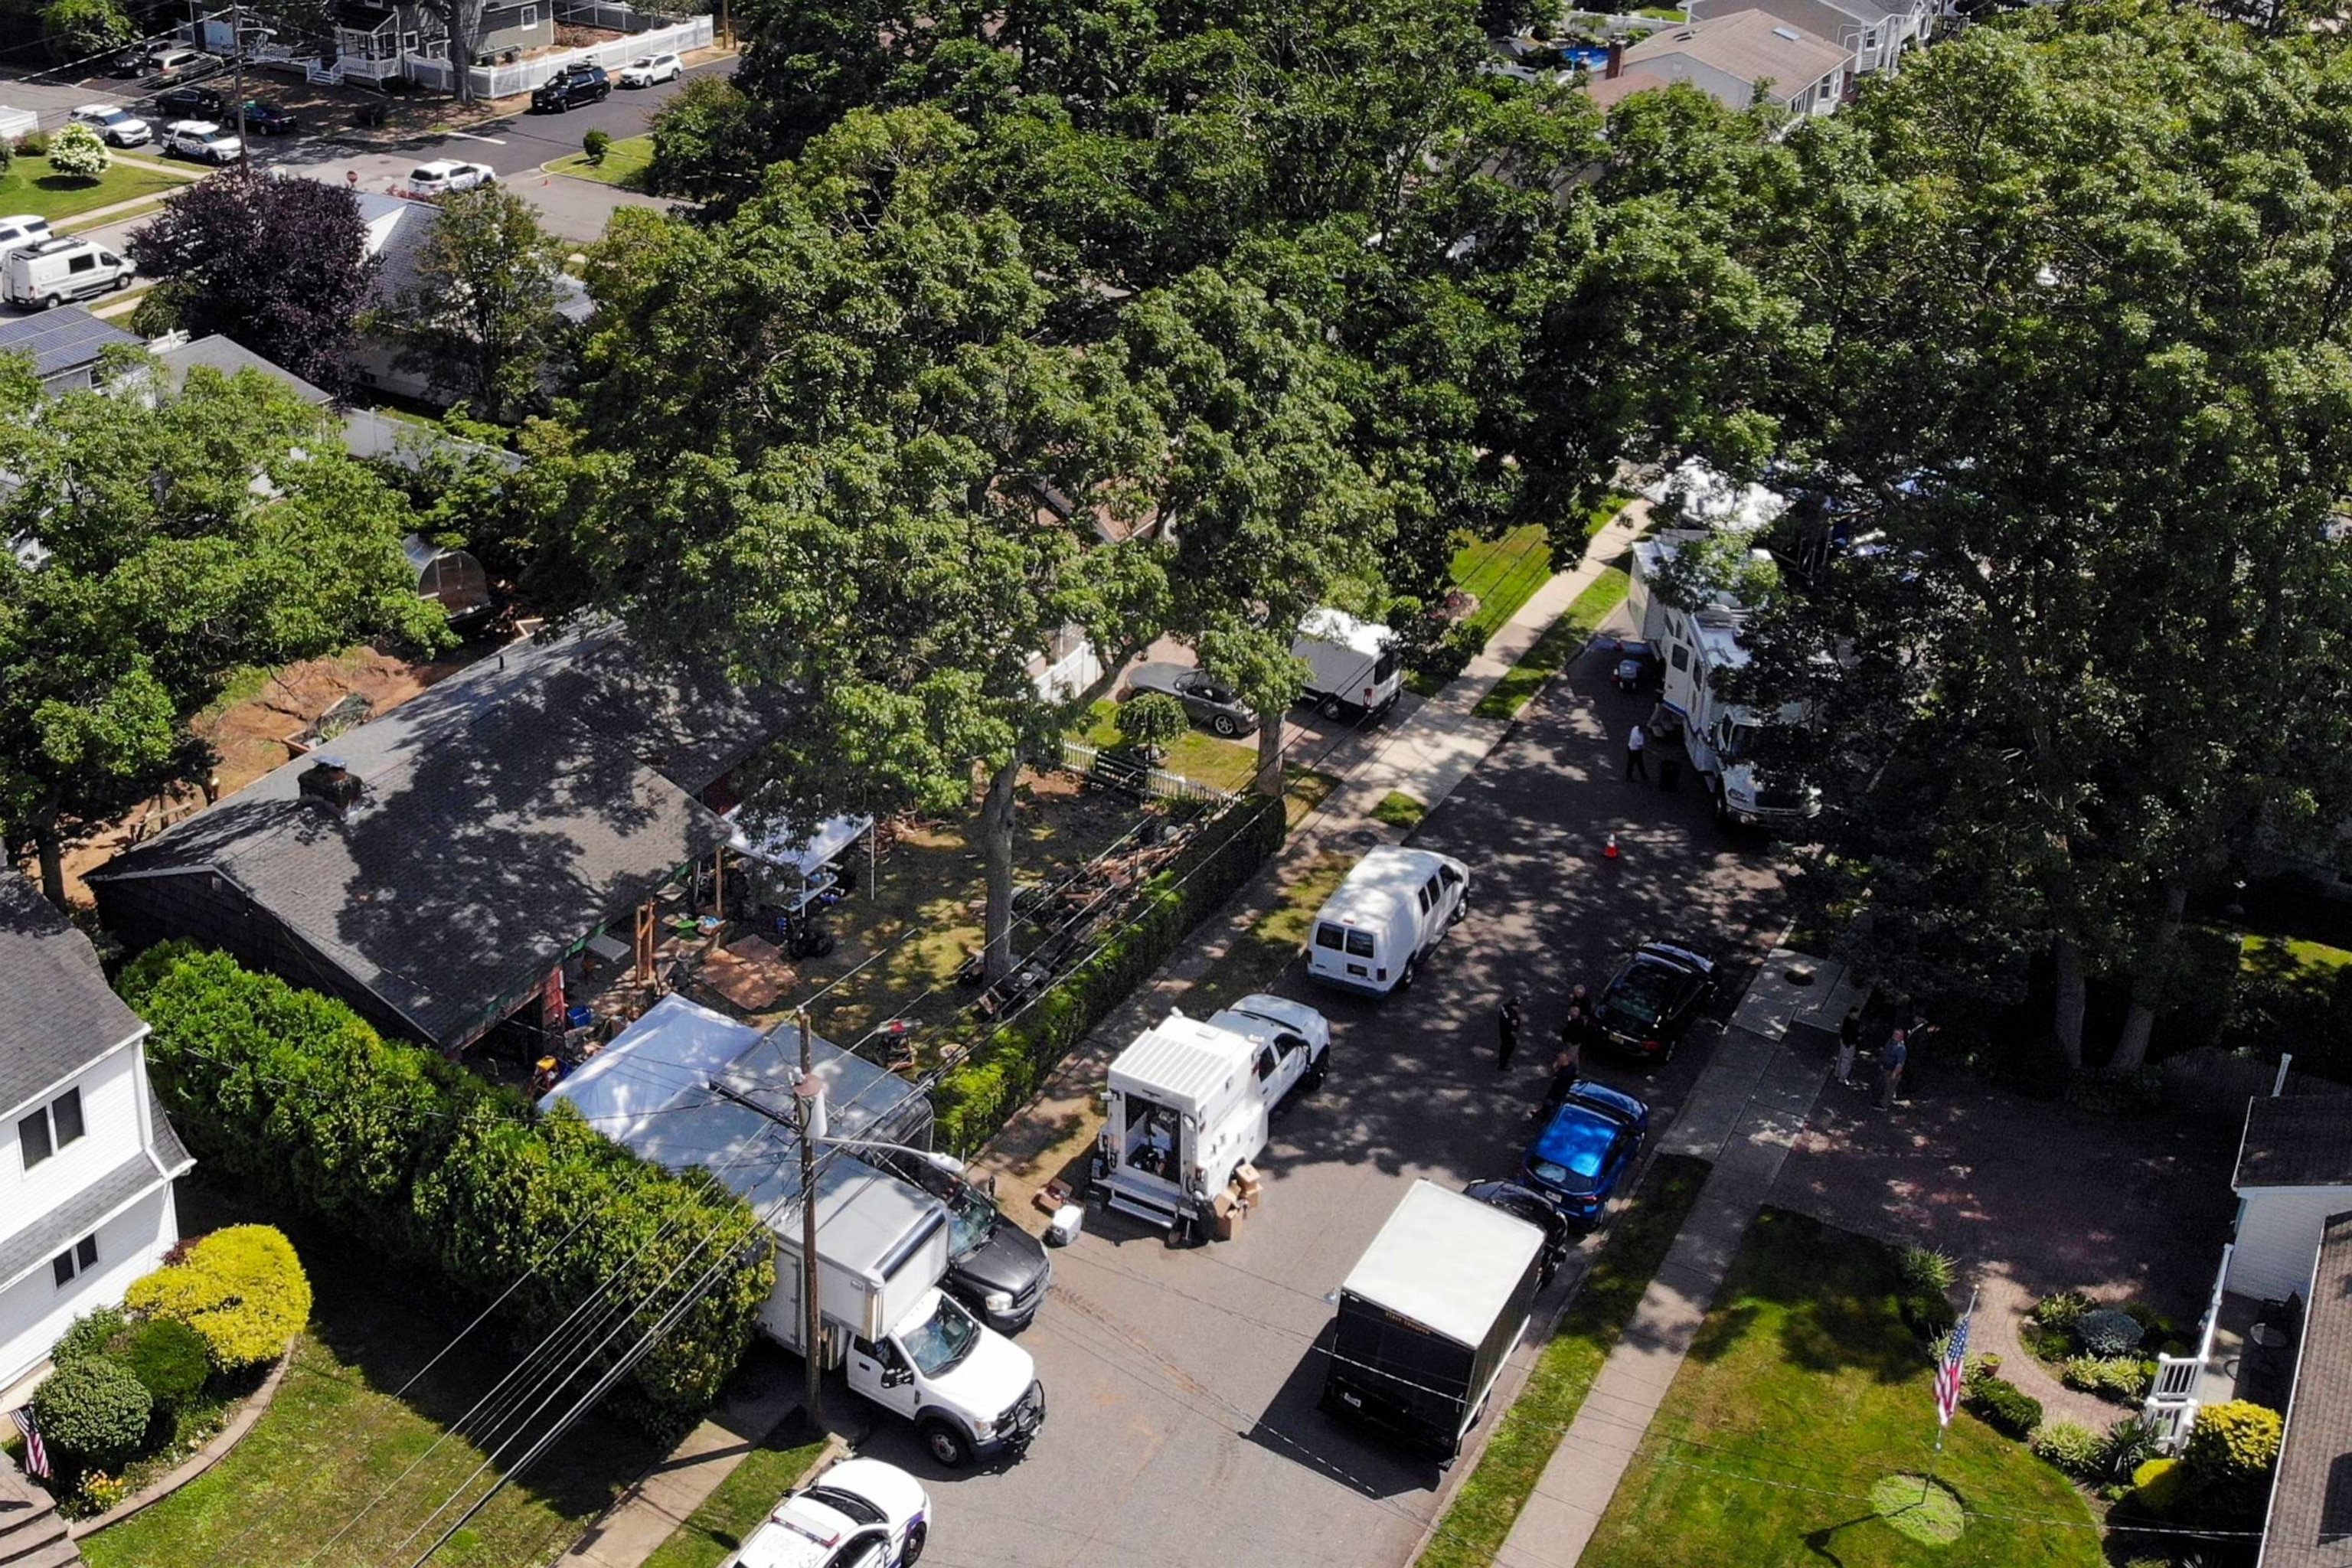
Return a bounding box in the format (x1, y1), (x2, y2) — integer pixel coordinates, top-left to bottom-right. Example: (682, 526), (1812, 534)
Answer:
(90, 622), (781, 1056)
(1693, 0), (1931, 81)
(0, 873), (193, 1396)
(213, 0), (552, 87)
(2261, 1207), (2352, 1568)
(152, 332), (332, 405)
(1589, 10), (1855, 120)
(0, 308), (144, 398)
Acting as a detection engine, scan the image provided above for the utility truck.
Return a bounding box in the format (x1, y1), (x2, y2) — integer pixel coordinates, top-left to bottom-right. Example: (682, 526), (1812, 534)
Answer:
(1096, 998), (1331, 1230)
(1625, 531), (1821, 831)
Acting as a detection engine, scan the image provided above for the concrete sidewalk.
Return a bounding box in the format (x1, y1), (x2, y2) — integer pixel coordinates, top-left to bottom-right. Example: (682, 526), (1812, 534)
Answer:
(1498, 952), (1856, 1566)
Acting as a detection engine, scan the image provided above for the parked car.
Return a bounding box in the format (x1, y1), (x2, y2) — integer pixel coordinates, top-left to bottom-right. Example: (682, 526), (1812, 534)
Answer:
(106, 44), (160, 77)
(407, 159), (496, 197)
(1462, 1179), (1576, 1285)
(238, 100), (298, 135)
(531, 63), (609, 112)
(1609, 636), (1659, 693)
(1123, 662), (1256, 737)
(161, 119), (241, 164)
(718, 1456), (930, 1568)
(1517, 1081), (1648, 1224)
(70, 105), (151, 146)
(153, 83), (227, 119)
(146, 48), (220, 88)
(880, 1153), (1053, 1335)
(5, 237), (132, 311)
(616, 51), (683, 86)
(1592, 941), (1717, 1064)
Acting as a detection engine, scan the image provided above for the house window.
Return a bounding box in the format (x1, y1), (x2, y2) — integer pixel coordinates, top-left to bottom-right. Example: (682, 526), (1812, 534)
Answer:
(18, 1087), (84, 1170)
(518, 4), (537, 21)
(51, 1233), (99, 1289)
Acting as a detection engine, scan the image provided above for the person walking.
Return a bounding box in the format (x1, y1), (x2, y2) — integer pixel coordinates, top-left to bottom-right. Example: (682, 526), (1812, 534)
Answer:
(1496, 994), (1524, 1073)
(1625, 722), (1650, 782)
(1879, 1027), (1909, 1109)
(1540, 1042), (1581, 1116)
(1834, 1010), (1860, 1087)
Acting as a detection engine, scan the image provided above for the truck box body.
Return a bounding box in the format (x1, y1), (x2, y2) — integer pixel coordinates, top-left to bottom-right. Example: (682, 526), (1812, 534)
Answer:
(1292, 607), (1402, 717)
(1101, 1012), (1269, 1228)
(756, 1160), (953, 1351)
(1321, 1181), (1544, 1458)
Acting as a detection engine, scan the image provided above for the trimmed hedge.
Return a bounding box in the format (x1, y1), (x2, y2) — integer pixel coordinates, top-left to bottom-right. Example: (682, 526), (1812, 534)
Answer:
(1962, 1365), (2043, 1439)
(119, 945), (775, 1432)
(125, 1226), (311, 1372)
(31, 1356), (151, 1467)
(117, 1318), (211, 1410)
(933, 795), (1287, 1154)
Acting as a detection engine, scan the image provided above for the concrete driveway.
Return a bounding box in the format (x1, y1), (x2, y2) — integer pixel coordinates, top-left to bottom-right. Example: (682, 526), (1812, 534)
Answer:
(850, 630), (1789, 1567)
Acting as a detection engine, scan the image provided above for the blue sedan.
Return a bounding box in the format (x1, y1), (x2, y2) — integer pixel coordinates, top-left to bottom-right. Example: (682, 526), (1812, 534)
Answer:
(1520, 1081), (1649, 1223)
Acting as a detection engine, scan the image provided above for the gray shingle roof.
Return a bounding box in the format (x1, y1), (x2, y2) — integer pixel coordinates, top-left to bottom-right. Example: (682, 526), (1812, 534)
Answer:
(93, 622), (780, 1048)
(2238, 1096), (2352, 1190)
(0, 871), (146, 1116)
(1623, 8), (1852, 90)
(0, 1148), (167, 1292)
(155, 334), (332, 404)
(0, 305), (142, 384)
(2262, 1209), (2352, 1568)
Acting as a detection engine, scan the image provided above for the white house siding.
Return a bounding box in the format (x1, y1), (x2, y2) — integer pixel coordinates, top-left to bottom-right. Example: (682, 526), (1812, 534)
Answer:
(2226, 1187), (2352, 1302)
(0, 1184), (178, 1389)
(6, 1046), (142, 1214)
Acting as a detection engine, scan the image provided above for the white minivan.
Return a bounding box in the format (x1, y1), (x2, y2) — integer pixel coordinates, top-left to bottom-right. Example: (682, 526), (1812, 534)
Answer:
(6, 237), (131, 309)
(1305, 846), (1470, 995)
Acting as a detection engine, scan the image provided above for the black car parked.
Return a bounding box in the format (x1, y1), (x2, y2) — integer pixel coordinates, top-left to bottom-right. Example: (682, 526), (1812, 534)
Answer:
(531, 64), (609, 112)
(1592, 940), (1718, 1065)
(880, 1153), (1052, 1334)
(1462, 1179), (1575, 1286)
(153, 84), (227, 120)
(239, 100), (298, 135)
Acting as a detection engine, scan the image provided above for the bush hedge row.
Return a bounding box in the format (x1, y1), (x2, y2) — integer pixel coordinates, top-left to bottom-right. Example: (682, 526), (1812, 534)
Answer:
(933, 795), (1287, 1154)
(119, 945), (775, 1431)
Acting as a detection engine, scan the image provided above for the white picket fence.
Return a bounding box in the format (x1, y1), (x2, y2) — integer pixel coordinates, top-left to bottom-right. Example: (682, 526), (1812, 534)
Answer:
(405, 13), (710, 99)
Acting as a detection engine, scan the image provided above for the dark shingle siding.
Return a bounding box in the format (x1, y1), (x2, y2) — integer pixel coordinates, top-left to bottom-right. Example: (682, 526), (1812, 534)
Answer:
(2238, 1096), (2352, 1190)
(0, 872), (145, 1115)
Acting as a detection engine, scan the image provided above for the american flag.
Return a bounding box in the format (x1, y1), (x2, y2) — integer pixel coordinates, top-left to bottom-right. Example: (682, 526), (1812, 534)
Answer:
(10, 1407), (48, 1480)
(1933, 1305), (1973, 1427)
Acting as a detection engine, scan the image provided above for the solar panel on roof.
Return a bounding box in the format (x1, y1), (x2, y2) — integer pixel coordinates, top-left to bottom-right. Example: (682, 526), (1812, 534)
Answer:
(0, 306), (142, 379)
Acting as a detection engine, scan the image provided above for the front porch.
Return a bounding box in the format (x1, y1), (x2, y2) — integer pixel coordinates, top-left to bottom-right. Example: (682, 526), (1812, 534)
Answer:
(2145, 1243), (2302, 1450)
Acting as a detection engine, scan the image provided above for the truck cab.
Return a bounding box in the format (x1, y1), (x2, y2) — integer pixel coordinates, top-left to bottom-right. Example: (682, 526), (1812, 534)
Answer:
(846, 1287), (1046, 1468)
(1205, 994), (1331, 1111)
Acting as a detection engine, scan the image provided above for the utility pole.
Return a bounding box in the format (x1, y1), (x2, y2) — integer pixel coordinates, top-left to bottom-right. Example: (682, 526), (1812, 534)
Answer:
(793, 1009), (822, 1428)
(231, 0), (247, 163)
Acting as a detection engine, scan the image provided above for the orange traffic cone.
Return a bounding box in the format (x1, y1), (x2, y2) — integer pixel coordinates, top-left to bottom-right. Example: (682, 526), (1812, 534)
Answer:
(1603, 832), (1620, 861)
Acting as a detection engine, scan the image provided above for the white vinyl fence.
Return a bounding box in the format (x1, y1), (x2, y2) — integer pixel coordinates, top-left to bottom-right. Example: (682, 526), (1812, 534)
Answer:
(407, 13), (710, 99)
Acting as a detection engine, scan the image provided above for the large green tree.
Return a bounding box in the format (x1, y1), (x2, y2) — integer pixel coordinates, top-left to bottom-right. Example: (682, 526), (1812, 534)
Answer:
(0, 358), (445, 903)
(377, 185), (568, 424)
(1737, 2), (2352, 1072)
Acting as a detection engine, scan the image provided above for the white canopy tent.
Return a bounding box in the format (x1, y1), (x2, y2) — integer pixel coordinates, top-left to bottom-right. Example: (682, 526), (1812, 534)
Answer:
(723, 806), (876, 916)
(539, 993), (759, 1137)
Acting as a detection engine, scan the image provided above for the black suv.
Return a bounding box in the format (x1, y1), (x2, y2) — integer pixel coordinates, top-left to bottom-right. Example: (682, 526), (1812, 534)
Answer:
(531, 64), (609, 113)
(154, 84), (227, 120)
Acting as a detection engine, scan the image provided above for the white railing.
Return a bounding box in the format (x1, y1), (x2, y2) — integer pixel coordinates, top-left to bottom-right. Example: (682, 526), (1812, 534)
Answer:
(306, 62), (343, 83)
(1060, 739), (1237, 805)
(2145, 1241), (2233, 1453)
(408, 14), (710, 97)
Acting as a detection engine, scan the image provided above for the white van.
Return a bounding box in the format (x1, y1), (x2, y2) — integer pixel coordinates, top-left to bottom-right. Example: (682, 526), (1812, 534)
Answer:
(1294, 606), (1402, 719)
(6, 238), (130, 309)
(1097, 999), (1329, 1229)
(1305, 846), (1470, 995)
(0, 215), (52, 270)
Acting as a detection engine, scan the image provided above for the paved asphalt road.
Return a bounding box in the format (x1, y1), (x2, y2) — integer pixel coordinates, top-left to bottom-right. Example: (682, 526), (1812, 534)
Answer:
(838, 625), (1790, 1568)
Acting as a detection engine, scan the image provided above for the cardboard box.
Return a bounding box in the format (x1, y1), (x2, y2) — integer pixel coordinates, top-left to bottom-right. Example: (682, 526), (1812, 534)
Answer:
(1209, 1191), (1240, 1242)
(1233, 1162), (1264, 1205)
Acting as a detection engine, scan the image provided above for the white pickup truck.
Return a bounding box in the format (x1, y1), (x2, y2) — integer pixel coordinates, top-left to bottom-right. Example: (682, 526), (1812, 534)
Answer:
(1098, 996), (1331, 1230)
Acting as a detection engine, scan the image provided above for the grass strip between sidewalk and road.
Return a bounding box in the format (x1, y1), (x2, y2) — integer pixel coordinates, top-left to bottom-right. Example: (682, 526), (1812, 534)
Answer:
(1473, 564), (1631, 721)
(1371, 790), (1427, 830)
(547, 133), (655, 188)
(640, 1430), (833, 1568)
(1416, 1152), (1711, 1568)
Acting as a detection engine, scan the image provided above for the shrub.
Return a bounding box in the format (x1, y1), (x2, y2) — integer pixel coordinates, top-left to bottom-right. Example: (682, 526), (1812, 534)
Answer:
(1897, 1244), (1958, 1294)
(119, 1318), (211, 1410)
(13, 131), (46, 158)
(2098, 1416), (2164, 1484)
(933, 795), (1285, 1153)
(2182, 1400), (2282, 1486)
(51, 1306), (126, 1367)
(31, 1355), (151, 1466)
(2077, 1305), (2145, 1357)
(1117, 691), (1189, 760)
(1900, 1287), (1956, 1341)
(2020, 1321), (2073, 1363)
(127, 1226), (309, 1372)
(2030, 1418), (2103, 1478)
(2132, 1455), (2187, 1515)
(44, 120), (108, 180)
(70, 1468), (130, 1517)
(2030, 1289), (2092, 1331)
(2061, 1354), (2154, 1403)
(583, 128), (611, 164)
(1962, 1366), (2043, 1439)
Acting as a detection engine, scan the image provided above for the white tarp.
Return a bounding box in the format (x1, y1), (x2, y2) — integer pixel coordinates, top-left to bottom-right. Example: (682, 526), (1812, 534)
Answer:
(539, 993), (759, 1135)
(1649, 456), (1788, 534)
(724, 808), (874, 876)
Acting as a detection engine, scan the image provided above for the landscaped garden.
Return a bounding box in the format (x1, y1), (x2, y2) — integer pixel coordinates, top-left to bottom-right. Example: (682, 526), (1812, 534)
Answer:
(548, 133), (655, 188)
(1579, 1210), (2109, 1568)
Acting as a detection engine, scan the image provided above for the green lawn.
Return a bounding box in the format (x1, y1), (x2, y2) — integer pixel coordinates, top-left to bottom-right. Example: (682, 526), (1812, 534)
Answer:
(1579, 1209), (2105, 1568)
(81, 1197), (662, 1568)
(1584, 490), (1635, 537)
(1419, 1155), (1710, 1568)
(2241, 932), (2352, 974)
(1371, 790), (1427, 830)
(0, 154), (187, 222)
(1185, 851), (1354, 1012)
(1077, 699), (1339, 825)
(642, 1430), (831, 1568)
(1452, 525), (1557, 644)
(547, 133), (655, 188)
(1473, 565), (1630, 721)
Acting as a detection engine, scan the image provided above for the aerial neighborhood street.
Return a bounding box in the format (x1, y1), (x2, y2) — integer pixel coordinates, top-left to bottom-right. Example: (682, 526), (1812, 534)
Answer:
(0, 0), (2347, 1566)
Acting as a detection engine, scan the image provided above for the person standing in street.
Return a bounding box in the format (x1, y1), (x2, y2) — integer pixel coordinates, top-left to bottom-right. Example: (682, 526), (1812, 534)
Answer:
(1879, 1028), (1909, 1109)
(1625, 722), (1650, 782)
(1835, 1010), (1860, 1087)
(1540, 1042), (1581, 1116)
(1497, 994), (1524, 1073)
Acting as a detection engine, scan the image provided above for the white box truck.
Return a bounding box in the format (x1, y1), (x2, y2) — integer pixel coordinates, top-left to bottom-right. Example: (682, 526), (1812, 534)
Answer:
(1096, 998), (1330, 1229)
(1625, 533), (1821, 831)
(1305, 846), (1470, 996)
(1294, 606), (1402, 719)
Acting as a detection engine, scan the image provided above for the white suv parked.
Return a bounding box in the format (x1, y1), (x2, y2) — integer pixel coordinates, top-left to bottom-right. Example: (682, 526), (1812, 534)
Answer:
(70, 104), (151, 146)
(407, 159), (495, 197)
(616, 51), (683, 86)
(161, 119), (240, 163)
(720, 1457), (930, 1568)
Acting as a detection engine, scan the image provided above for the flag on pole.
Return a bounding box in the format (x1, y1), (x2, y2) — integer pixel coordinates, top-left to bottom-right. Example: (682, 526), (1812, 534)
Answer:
(1933, 1302), (1973, 1428)
(10, 1406), (49, 1479)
